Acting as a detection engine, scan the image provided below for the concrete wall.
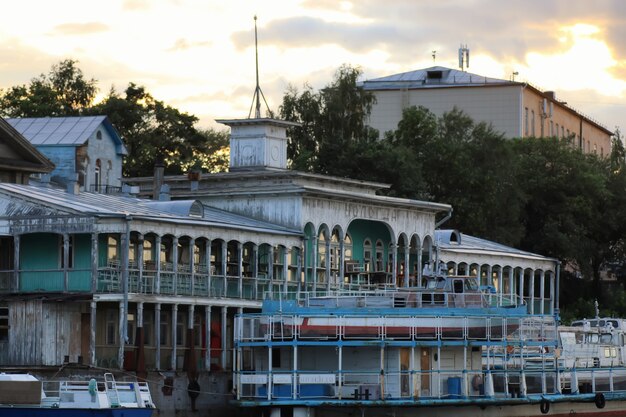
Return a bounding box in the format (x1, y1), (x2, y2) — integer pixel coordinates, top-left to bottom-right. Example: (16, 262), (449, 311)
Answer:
(368, 85), (522, 139)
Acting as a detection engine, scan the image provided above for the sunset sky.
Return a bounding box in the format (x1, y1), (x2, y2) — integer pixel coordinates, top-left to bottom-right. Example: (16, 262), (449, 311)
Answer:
(1, 0), (625, 135)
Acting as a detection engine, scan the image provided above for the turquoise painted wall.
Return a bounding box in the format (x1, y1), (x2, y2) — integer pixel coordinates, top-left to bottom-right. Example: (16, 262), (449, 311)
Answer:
(20, 233), (62, 291)
(347, 220), (392, 265)
(20, 233), (92, 292)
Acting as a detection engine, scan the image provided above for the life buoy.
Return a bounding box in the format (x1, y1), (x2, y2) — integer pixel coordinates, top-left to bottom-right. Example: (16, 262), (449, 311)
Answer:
(540, 398), (550, 414)
(472, 374), (483, 391)
(595, 393), (606, 409)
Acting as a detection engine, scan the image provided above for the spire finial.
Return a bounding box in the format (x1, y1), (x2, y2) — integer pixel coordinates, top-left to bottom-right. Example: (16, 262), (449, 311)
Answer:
(248, 15), (271, 119)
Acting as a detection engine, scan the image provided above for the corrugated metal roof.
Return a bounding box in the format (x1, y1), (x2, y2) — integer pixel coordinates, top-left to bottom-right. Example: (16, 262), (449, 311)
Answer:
(6, 117), (127, 156)
(435, 229), (556, 262)
(362, 66), (514, 91)
(0, 183), (300, 236)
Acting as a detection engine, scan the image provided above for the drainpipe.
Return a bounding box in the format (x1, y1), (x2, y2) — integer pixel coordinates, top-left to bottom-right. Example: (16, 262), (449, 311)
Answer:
(435, 208), (453, 229)
(122, 217), (131, 344)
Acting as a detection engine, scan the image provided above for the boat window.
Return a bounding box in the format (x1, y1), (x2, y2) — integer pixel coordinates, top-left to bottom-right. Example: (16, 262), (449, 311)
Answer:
(436, 277), (446, 289)
(600, 334), (613, 344)
(453, 280), (463, 293)
(426, 279), (437, 289)
(609, 320), (619, 328)
(611, 347), (618, 358)
(465, 278), (478, 291)
(605, 347), (612, 358)
(589, 334), (599, 344)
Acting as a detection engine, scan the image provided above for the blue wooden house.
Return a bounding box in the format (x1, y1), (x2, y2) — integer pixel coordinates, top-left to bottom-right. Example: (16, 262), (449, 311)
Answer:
(6, 116), (126, 192)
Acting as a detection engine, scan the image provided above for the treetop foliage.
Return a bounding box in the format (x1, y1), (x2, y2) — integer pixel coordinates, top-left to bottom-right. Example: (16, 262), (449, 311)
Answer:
(0, 60), (229, 176)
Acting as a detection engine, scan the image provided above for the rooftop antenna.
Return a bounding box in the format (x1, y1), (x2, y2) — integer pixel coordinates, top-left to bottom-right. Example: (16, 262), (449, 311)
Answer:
(248, 15), (272, 119)
(458, 44), (470, 71)
(432, 50), (437, 64)
(511, 71), (519, 81)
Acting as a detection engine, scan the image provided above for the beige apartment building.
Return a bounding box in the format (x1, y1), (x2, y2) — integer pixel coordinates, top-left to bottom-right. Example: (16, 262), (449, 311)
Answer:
(361, 66), (613, 156)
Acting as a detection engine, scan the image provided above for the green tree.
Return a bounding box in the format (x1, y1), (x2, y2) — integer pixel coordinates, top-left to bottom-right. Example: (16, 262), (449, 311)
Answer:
(280, 65), (377, 175)
(0, 59), (97, 117)
(0, 60), (228, 177)
(90, 83), (227, 177)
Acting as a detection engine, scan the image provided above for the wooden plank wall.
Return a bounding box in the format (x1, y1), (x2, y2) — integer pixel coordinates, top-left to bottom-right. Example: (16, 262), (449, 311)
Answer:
(2, 300), (82, 366)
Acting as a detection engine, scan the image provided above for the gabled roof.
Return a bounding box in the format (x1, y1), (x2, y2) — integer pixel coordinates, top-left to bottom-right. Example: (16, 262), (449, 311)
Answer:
(361, 66), (515, 91)
(6, 115), (127, 155)
(0, 117), (54, 173)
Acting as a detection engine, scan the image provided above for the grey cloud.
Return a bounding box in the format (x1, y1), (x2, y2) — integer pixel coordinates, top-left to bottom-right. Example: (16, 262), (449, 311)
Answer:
(246, 0), (626, 68)
(50, 22), (109, 36)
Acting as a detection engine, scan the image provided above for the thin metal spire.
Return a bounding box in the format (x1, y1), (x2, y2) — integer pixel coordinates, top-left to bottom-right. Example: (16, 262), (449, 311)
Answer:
(248, 15), (271, 119)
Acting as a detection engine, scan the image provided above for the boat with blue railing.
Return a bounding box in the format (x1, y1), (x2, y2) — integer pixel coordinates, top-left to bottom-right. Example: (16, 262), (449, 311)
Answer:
(0, 372), (155, 416)
(233, 272), (626, 416)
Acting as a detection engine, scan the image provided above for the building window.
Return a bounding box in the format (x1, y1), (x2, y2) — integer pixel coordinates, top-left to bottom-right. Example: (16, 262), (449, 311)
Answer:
(375, 240), (384, 272)
(363, 239), (372, 272)
(344, 233), (353, 260)
(561, 126), (565, 137)
(601, 147), (604, 157)
(96, 130), (103, 140)
(524, 107), (529, 136)
(176, 312), (186, 346)
(108, 236), (119, 262)
(160, 311), (170, 346)
(317, 231), (327, 269)
(105, 310), (117, 345)
(127, 312), (135, 345)
(593, 143), (597, 154)
(95, 159), (101, 191)
(144, 313), (153, 346)
(330, 230), (340, 271)
(531, 111), (535, 136)
(0, 306), (8, 342)
(550, 121), (554, 136)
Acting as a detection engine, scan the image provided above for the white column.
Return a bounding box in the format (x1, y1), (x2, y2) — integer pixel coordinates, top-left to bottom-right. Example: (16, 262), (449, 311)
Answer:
(155, 303), (161, 370)
(205, 305), (212, 371)
(221, 306), (228, 369)
(221, 241), (227, 295)
(171, 304), (178, 370)
(172, 236), (179, 295)
(90, 300), (97, 366)
(325, 237), (331, 292)
(12, 235), (20, 292)
(91, 233), (98, 292)
(252, 244), (259, 299)
(404, 245), (410, 287)
(237, 242), (243, 298)
(539, 269), (546, 315)
(529, 270), (535, 315)
(155, 235), (162, 293)
(206, 239), (212, 296)
(549, 272), (555, 315)
(312, 236), (318, 293)
(118, 300), (125, 369)
(138, 234), (144, 293)
(391, 243), (398, 286)
(497, 267), (503, 306)
(509, 268), (515, 305)
(63, 233), (70, 291)
(339, 238), (346, 290)
(190, 238), (196, 296)
(519, 269), (525, 308)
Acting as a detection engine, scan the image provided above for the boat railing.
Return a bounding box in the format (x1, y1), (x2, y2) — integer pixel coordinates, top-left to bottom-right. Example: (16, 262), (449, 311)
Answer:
(235, 314), (556, 343)
(284, 289), (525, 310)
(235, 366), (626, 402)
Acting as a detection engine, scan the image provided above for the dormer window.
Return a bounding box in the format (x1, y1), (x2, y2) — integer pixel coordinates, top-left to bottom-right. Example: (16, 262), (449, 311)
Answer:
(427, 70), (443, 79)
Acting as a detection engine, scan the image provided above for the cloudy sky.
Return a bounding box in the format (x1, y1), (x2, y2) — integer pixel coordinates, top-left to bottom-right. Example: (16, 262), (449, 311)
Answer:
(1, 0), (625, 134)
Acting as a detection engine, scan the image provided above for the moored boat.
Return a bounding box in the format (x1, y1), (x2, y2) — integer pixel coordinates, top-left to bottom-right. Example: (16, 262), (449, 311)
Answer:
(0, 372), (155, 416)
(233, 272), (626, 416)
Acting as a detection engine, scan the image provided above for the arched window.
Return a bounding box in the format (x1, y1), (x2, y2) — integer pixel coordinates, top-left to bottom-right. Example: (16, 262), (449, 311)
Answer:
(95, 159), (101, 191)
(317, 230), (326, 269)
(330, 229), (340, 271)
(375, 240), (384, 272)
(344, 233), (353, 260)
(363, 239), (372, 272)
